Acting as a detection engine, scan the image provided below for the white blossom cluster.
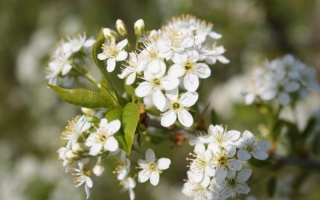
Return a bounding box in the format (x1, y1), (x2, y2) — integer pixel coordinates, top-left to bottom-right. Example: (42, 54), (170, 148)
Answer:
(57, 115), (171, 199)
(98, 15), (229, 128)
(182, 125), (271, 200)
(46, 33), (95, 86)
(243, 54), (320, 106)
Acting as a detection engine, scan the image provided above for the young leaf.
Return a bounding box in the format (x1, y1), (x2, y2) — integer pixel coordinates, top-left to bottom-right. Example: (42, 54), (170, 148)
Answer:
(105, 109), (127, 153)
(47, 84), (117, 109)
(146, 106), (161, 116)
(267, 176), (277, 197)
(122, 102), (140, 155)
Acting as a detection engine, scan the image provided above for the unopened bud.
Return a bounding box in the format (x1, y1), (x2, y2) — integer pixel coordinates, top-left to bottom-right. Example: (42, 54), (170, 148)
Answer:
(115, 19), (127, 37)
(134, 19), (145, 37)
(72, 143), (87, 153)
(103, 28), (119, 42)
(93, 164), (105, 176)
(66, 150), (80, 161)
(81, 107), (95, 116)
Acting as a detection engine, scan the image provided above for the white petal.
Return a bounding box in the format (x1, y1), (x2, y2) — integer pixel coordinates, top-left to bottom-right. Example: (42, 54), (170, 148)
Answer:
(216, 166), (228, 179)
(257, 140), (271, 152)
(184, 73), (199, 92)
(116, 51), (128, 61)
(205, 165), (216, 177)
(227, 159), (242, 171)
(245, 93), (255, 105)
(161, 76), (180, 91)
(107, 58), (116, 72)
(146, 148), (156, 163)
(97, 53), (108, 60)
(137, 159), (148, 168)
(89, 144), (103, 156)
(104, 137), (119, 152)
(150, 171), (160, 186)
(224, 145), (236, 158)
(243, 130), (256, 143)
(126, 72), (136, 85)
(209, 31), (222, 39)
(157, 158), (171, 170)
(178, 109), (193, 127)
(153, 89), (166, 111)
(85, 177), (93, 188)
(195, 63), (211, 79)
(129, 188), (135, 200)
(278, 92), (290, 106)
(105, 120), (121, 135)
(168, 64), (185, 77)
(138, 170), (150, 183)
(237, 149), (252, 161)
(253, 151), (269, 160)
(62, 64), (72, 76)
(135, 82), (153, 97)
(260, 89), (277, 101)
(195, 143), (206, 154)
(85, 184), (91, 199)
(237, 184), (250, 194)
(236, 169), (252, 183)
(117, 39), (128, 50)
(148, 59), (165, 74)
(180, 92), (198, 107)
(217, 56), (230, 64)
(285, 81), (300, 92)
(226, 130), (240, 142)
(161, 110), (177, 127)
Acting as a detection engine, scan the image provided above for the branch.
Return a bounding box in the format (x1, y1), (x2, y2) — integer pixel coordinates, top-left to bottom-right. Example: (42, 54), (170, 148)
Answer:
(143, 116), (320, 170)
(270, 153), (320, 170)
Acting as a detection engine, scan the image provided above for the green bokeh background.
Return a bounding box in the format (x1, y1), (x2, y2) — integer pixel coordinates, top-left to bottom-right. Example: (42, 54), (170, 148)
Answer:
(1, 0), (320, 199)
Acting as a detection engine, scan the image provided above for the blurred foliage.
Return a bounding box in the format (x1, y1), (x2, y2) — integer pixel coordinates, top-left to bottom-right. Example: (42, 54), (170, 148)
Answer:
(1, 0), (320, 199)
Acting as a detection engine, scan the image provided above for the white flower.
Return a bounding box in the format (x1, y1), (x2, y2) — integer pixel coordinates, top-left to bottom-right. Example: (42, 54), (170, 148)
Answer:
(120, 177), (136, 200)
(58, 142), (72, 172)
(236, 130), (271, 161)
(118, 52), (147, 85)
(135, 70), (179, 111)
(137, 148), (171, 186)
(205, 44), (229, 65)
(215, 169), (252, 200)
(114, 151), (131, 180)
(61, 115), (91, 146)
(208, 144), (242, 179)
(182, 171), (216, 200)
(201, 125), (240, 147)
(85, 118), (120, 155)
(188, 144), (215, 182)
(161, 89), (198, 127)
(46, 58), (72, 86)
(72, 160), (93, 199)
(67, 33), (95, 53)
(97, 39), (128, 72)
(169, 51), (211, 92)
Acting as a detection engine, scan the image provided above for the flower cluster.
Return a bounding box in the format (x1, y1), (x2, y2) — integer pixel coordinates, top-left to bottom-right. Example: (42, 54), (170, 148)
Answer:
(58, 115), (121, 198)
(46, 33), (95, 86)
(242, 54), (320, 106)
(183, 125), (271, 200)
(97, 15), (229, 128)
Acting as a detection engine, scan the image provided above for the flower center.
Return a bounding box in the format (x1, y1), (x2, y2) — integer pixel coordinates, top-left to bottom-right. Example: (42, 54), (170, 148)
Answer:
(153, 78), (161, 85)
(172, 103), (180, 110)
(185, 62), (193, 71)
(148, 162), (157, 171)
(228, 178), (236, 187)
(217, 155), (227, 166)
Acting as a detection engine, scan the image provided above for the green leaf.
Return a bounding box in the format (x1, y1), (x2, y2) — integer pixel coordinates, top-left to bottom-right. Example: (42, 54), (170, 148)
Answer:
(105, 109), (127, 152)
(146, 106), (161, 116)
(122, 102), (140, 155)
(267, 176), (277, 197)
(47, 84), (116, 109)
(92, 28), (108, 79)
(211, 109), (219, 124)
(302, 117), (316, 139)
(124, 81), (136, 102)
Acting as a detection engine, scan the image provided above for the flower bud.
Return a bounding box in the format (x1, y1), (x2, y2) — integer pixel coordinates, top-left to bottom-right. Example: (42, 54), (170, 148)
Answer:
(72, 143), (87, 153)
(81, 107), (95, 116)
(115, 19), (127, 37)
(134, 19), (145, 37)
(93, 164), (105, 176)
(103, 28), (119, 42)
(66, 150), (80, 161)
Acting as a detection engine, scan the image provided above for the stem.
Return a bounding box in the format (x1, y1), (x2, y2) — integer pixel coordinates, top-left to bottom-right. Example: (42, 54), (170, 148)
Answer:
(135, 37), (139, 50)
(83, 72), (101, 88)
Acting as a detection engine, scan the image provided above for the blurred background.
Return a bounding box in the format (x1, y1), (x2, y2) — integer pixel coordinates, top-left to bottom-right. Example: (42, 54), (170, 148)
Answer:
(1, 0), (320, 199)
